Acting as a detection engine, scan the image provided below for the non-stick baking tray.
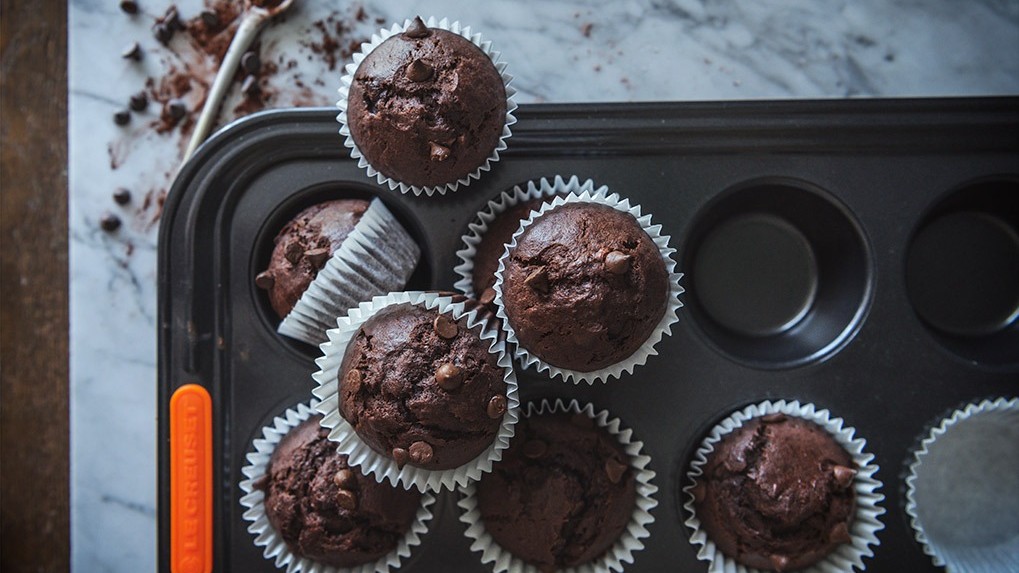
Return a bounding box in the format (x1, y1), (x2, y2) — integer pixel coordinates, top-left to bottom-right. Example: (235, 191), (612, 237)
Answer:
(158, 98), (1019, 572)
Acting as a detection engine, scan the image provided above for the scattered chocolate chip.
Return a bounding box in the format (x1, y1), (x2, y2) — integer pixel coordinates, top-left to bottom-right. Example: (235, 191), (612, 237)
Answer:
(112, 187), (132, 205)
(121, 41), (142, 61)
(408, 441), (433, 465)
(154, 23), (173, 45)
(404, 16), (430, 39)
(335, 489), (358, 510)
(254, 270), (274, 290)
(723, 455), (747, 473)
(524, 267), (549, 293)
(304, 247), (330, 269)
(113, 109), (131, 126)
(479, 287), (496, 305)
(392, 447), (409, 467)
(433, 314), (458, 339)
(832, 465), (857, 489)
(604, 250), (632, 275)
(241, 75), (260, 98)
(435, 363), (464, 391)
(428, 141), (450, 162)
(486, 395), (507, 419)
(604, 457), (628, 484)
(241, 51), (261, 74)
(769, 554), (790, 572)
(100, 212), (122, 232)
(344, 368), (362, 388)
(167, 99), (187, 120)
(761, 413), (787, 423)
(333, 468), (356, 489)
(522, 439), (547, 459)
(119, 0), (139, 15)
(128, 91), (148, 112)
(200, 9), (220, 27)
(284, 241), (303, 265)
(829, 522), (852, 544)
(406, 58), (433, 82)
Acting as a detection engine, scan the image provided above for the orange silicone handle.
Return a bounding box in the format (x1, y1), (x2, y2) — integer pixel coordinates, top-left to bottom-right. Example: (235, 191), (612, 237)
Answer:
(170, 384), (213, 573)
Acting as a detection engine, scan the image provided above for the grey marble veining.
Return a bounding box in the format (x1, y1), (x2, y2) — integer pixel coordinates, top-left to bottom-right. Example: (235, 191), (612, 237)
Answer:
(68, 0), (1018, 570)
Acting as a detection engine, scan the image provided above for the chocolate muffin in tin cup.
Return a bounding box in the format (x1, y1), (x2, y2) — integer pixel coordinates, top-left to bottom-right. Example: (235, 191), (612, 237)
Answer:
(682, 399), (885, 573)
(313, 291), (520, 492)
(337, 16), (517, 197)
(239, 401), (436, 573)
(453, 175), (575, 305)
(904, 396), (1019, 573)
(260, 197), (421, 346)
(492, 181), (684, 383)
(457, 398), (658, 573)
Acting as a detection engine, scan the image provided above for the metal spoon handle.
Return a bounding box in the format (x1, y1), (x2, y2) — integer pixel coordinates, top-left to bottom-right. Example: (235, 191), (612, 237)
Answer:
(181, 11), (268, 164)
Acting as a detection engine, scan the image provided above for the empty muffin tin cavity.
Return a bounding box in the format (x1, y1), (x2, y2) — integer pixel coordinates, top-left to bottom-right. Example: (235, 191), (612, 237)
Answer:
(684, 179), (871, 369)
(250, 183), (432, 355)
(905, 178), (1019, 368)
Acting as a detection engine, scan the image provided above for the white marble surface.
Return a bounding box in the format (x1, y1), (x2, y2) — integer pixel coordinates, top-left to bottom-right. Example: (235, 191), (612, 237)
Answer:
(68, 0), (1019, 570)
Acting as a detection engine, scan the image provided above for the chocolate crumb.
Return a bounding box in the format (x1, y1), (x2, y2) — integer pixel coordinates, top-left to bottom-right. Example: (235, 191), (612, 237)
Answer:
(119, 0), (139, 15)
(129, 91), (148, 112)
(113, 109), (131, 126)
(200, 9), (219, 27)
(100, 212), (122, 232)
(113, 187), (132, 205)
(121, 41), (142, 61)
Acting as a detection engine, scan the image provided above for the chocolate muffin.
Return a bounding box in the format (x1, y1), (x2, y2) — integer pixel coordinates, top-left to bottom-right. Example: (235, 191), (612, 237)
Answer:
(471, 198), (544, 304)
(476, 412), (636, 570)
(338, 303), (508, 471)
(262, 415), (423, 568)
(346, 16), (507, 188)
(499, 201), (669, 372)
(257, 199), (370, 319)
(692, 414), (858, 572)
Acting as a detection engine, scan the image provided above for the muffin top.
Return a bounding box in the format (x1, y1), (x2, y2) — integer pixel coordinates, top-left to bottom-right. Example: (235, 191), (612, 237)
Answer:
(692, 414), (858, 572)
(471, 198), (545, 304)
(338, 303), (508, 471)
(499, 201), (669, 372)
(261, 415), (422, 568)
(257, 199), (370, 319)
(346, 17), (507, 188)
(476, 412), (636, 570)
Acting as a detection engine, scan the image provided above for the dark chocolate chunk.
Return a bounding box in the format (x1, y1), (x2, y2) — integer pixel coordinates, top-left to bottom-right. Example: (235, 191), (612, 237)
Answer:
(486, 395), (507, 419)
(304, 247), (330, 269)
(604, 250), (632, 275)
(604, 457), (628, 484)
(255, 271), (274, 290)
(119, 0), (139, 15)
(333, 468), (356, 489)
(284, 241), (302, 265)
(408, 441), (433, 465)
(392, 447), (409, 467)
(113, 109), (131, 126)
(121, 41), (142, 61)
(435, 363), (464, 391)
(100, 212), (122, 232)
(335, 489), (358, 511)
(128, 91), (148, 112)
(403, 16), (430, 39)
(406, 59), (433, 82)
(112, 187), (132, 205)
(167, 99), (187, 120)
(428, 141), (450, 162)
(433, 314), (458, 339)
(524, 267), (549, 293)
(200, 9), (219, 27)
(832, 465), (857, 490)
(241, 51), (261, 74)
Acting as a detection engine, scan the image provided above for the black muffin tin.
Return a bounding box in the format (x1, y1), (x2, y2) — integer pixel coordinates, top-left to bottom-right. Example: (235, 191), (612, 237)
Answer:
(158, 98), (1019, 572)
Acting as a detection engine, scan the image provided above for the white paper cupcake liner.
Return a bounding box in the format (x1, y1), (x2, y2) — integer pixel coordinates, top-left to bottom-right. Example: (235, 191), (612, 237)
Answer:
(239, 400), (436, 573)
(682, 399), (885, 573)
(457, 398), (658, 573)
(336, 16), (517, 197)
(491, 181), (685, 383)
(453, 175), (581, 299)
(312, 291), (520, 492)
(904, 396), (1019, 573)
(277, 198), (421, 346)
